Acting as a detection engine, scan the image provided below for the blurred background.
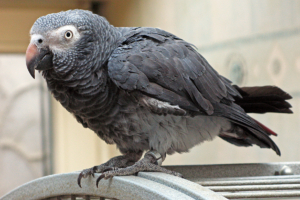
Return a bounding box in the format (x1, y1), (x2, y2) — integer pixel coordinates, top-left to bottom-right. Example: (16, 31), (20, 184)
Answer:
(0, 0), (300, 196)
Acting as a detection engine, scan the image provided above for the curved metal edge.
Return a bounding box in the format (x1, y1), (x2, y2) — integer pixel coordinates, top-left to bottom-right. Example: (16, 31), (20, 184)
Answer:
(165, 162), (300, 179)
(0, 172), (194, 200)
(138, 172), (228, 200)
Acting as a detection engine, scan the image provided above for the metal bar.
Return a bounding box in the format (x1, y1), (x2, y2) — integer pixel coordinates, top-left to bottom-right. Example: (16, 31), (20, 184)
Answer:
(196, 174), (300, 182)
(0, 172), (194, 200)
(197, 178), (300, 186)
(166, 163), (300, 179)
(139, 172), (228, 200)
(208, 184), (300, 191)
(220, 191), (300, 199)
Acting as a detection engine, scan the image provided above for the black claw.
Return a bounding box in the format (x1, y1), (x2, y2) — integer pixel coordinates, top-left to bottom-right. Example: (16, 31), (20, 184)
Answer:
(77, 173), (83, 188)
(96, 174), (105, 188)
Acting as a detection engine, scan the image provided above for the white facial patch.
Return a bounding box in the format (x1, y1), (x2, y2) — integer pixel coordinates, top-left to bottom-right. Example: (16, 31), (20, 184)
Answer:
(48, 25), (81, 52)
(30, 34), (44, 45)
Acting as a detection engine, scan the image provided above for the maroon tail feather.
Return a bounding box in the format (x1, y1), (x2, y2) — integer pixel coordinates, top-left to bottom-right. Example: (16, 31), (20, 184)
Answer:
(252, 118), (277, 136)
(233, 85), (293, 114)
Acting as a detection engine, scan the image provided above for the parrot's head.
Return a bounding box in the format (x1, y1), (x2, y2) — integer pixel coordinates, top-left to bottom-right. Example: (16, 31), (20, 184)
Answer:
(26, 9), (118, 79)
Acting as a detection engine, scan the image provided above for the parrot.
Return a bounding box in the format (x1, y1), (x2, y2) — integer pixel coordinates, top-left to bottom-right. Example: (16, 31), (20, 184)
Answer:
(25, 10), (292, 187)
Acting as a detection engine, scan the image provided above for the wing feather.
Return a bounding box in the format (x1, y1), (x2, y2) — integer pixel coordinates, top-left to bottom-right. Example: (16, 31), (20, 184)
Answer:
(108, 27), (240, 115)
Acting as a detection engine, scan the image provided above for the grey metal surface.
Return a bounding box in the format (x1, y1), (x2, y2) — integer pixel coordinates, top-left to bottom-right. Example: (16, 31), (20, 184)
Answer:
(165, 162), (300, 179)
(1, 171), (222, 200)
(139, 172), (227, 200)
(199, 175), (300, 199)
(3, 162), (300, 199)
(166, 162), (300, 199)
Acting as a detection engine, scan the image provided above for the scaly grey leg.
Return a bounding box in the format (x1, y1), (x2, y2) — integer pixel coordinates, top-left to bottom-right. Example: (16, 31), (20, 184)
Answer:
(96, 150), (182, 187)
(77, 151), (142, 187)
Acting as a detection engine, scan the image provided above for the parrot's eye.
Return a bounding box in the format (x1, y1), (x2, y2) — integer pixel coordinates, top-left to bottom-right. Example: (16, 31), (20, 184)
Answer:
(64, 31), (73, 39)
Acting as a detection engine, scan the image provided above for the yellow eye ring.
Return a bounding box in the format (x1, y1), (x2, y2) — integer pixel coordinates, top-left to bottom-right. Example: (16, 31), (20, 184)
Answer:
(64, 30), (73, 39)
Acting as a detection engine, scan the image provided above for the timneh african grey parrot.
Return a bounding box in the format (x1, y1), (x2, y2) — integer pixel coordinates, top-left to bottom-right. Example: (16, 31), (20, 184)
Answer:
(26, 10), (292, 187)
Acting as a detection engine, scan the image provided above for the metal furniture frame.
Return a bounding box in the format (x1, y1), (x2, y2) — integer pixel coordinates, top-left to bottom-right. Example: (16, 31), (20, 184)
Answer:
(2, 162), (300, 200)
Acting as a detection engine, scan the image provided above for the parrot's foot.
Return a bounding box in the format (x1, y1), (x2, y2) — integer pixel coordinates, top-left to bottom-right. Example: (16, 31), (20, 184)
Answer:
(95, 150), (182, 187)
(77, 151), (142, 187)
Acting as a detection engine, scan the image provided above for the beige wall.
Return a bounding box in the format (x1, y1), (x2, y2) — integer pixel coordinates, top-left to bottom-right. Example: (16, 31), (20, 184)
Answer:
(0, 0), (92, 53)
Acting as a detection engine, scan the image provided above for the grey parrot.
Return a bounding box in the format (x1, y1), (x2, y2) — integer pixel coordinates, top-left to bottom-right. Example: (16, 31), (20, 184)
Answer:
(25, 10), (292, 187)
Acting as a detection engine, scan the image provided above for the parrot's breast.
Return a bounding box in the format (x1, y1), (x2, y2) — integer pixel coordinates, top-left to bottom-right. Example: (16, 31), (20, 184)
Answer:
(98, 104), (232, 155)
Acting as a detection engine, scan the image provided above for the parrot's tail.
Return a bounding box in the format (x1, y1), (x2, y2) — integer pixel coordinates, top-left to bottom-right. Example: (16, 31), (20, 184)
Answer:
(233, 85), (293, 114)
(218, 85), (292, 154)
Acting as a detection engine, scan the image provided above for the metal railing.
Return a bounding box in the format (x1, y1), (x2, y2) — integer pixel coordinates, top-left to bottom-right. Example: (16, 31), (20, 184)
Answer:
(2, 162), (300, 200)
(167, 162), (300, 199)
(0, 171), (225, 200)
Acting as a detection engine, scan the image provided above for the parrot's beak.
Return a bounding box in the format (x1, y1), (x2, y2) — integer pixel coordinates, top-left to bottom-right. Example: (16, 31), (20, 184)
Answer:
(25, 43), (53, 79)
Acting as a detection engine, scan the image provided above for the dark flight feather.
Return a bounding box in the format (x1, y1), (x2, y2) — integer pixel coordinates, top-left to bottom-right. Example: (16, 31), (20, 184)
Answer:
(234, 85), (293, 114)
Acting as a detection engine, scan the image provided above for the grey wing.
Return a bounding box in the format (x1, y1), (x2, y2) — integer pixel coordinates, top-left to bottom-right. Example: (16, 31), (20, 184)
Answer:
(107, 27), (280, 155)
(108, 27), (241, 115)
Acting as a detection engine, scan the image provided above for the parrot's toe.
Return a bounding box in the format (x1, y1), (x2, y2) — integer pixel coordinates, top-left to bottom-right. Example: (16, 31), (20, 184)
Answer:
(77, 167), (97, 188)
(95, 152), (183, 186)
(77, 152), (143, 188)
(78, 165), (116, 187)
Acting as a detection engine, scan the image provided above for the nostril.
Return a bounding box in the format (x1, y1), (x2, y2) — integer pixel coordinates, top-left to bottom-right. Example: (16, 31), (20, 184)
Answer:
(38, 39), (43, 44)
